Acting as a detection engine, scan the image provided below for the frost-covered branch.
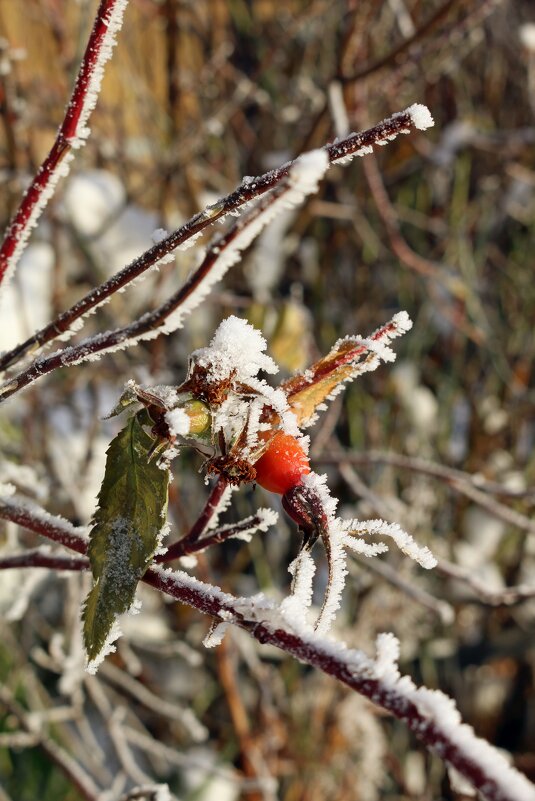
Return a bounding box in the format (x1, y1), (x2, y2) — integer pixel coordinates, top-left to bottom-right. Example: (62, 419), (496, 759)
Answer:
(0, 494), (88, 554)
(156, 509), (278, 564)
(168, 476), (232, 550)
(0, 549), (89, 572)
(0, 104), (433, 376)
(3, 496), (534, 800)
(0, 0), (129, 291)
(0, 148), (330, 399)
(144, 568), (535, 801)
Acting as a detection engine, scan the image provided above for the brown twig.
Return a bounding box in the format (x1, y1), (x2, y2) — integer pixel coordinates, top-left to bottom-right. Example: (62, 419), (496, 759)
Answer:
(350, 557), (454, 624)
(216, 637), (272, 801)
(156, 511), (270, 563)
(156, 476), (230, 563)
(370, 0), (502, 93)
(0, 685), (100, 801)
(436, 558), (535, 607)
(316, 448), (535, 500)
(339, 0), (461, 84)
(361, 149), (489, 346)
(319, 449), (535, 534)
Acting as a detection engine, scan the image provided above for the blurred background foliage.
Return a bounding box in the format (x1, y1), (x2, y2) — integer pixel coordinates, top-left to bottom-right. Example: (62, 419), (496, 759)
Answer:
(0, 0), (534, 799)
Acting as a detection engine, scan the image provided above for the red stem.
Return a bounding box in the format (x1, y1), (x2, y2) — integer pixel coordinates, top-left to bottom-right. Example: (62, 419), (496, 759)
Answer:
(0, 178), (292, 398)
(1, 497), (534, 801)
(144, 567), (535, 801)
(0, 500), (88, 554)
(0, 550), (89, 571)
(0, 0), (127, 287)
(155, 476), (229, 563)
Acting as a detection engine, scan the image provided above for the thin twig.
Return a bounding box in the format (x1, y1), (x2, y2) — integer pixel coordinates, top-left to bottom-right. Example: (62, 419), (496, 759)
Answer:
(0, 106), (429, 377)
(155, 476), (229, 562)
(317, 448), (535, 500)
(339, 0), (460, 84)
(350, 558), (454, 624)
(0, 0), (129, 288)
(338, 461), (455, 622)
(0, 549), (89, 572)
(157, 510), (267, 563)
(216, 637), (276, 801)
(380, 0), (502, 93)
(108, 706), (155, 788)
(100, 661), (207, 741)
(321, 449), (535, 533)
(361, 152), (486, 345)
(436, 558), (535, 607)
(0, 685), (101, 801)
(124, 725), (270, 792)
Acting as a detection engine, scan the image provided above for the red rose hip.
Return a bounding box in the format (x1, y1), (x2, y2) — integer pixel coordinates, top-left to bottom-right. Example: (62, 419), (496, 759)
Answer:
(254, 431), (310, 494)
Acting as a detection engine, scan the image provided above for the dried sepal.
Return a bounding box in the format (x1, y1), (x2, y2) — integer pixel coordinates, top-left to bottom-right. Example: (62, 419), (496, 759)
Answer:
(280, 470), (436, 635)
(282, 311), (413, 428)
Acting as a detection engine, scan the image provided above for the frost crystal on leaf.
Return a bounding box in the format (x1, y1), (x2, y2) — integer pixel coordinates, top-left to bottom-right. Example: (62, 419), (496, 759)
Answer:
(85, 619), (122, 675)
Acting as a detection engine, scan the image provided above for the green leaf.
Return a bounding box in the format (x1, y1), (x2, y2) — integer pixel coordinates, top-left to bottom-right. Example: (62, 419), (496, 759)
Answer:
(83, 413), (169, 664)
(103, 382), (139, 418)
